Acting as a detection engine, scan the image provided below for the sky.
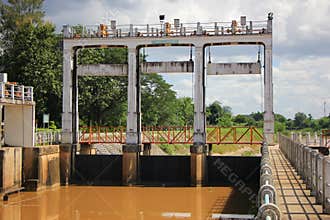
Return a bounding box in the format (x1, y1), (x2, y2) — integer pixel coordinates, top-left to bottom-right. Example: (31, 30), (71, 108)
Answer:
(43, 0), (330, 119)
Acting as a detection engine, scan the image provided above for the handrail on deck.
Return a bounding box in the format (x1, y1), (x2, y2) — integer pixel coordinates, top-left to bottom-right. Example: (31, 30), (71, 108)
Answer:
(63, 14), (272, 39)
(256, 142), (281, 219)
(0, 82), (34, 103)
(279, 133), (330, 214)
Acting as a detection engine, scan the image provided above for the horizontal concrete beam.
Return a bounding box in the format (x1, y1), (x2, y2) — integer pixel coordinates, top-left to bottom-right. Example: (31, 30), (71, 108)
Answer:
(77, 61), (195, 76)
(207, 62), (261, 75)
(141, 61), (194, 73)
(77, 64), (128, 76)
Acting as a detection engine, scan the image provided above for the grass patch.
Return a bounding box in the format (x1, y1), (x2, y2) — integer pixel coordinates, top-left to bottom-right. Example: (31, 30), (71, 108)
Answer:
(158, 144), (190, 155)
(241, 151), (254, 156)
(212, 144), (242, 154)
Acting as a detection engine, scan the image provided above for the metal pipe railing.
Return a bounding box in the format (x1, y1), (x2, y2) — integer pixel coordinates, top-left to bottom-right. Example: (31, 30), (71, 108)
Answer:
(256, 142), (281, 219)
(0, 82), (33, 103)
(279, 133), (330, 213)
(291, 131), (323, 146)
(63, 19), (270, 39)
(35, 131), (61, 146)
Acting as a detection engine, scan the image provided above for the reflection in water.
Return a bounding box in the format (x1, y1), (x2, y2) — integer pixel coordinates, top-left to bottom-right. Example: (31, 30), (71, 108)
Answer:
(0, 186), (254, 220)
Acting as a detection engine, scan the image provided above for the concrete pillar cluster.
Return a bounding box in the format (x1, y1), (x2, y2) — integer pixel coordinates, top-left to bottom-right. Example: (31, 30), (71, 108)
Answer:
(279, 134), (330, 214)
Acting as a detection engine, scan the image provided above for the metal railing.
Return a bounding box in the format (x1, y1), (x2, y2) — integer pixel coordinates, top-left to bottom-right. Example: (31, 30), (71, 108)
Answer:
(0, 82), (33, 103)
(63, 18), (271, 39)
(35, 131), (61, 146)
(79, 126), (263, 145)
(256, 142), (281, 219)
(291, 131), (322, 146)
(279, 134), (330, 213)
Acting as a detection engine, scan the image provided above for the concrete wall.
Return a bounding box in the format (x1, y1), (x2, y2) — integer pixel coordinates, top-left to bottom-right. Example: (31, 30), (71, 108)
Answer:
(0, 147), (22, 192)
(22, 145), (60, 190)
(4, 105), (35, 147)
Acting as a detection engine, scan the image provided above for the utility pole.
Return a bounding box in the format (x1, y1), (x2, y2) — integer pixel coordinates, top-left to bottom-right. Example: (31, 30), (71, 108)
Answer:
(324, 101), (327, 117)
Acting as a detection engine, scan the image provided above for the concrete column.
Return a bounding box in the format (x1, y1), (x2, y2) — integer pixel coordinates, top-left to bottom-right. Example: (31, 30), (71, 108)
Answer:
(193, 46), (206, 144)
(80, 144), (96, 155)
(298, 132), (302, 143)
(190, 145), (207, 186)
(299, 145), (304, 175)
(303, 147), (309, 181)
(306, 148), (312, 189)
(323, 156), (330, 213)
(0, 105), (2, 147)
(72, 51), (79, 145)
(208, 143), (213, 156)
(143, 143), (151, 156)
(306, 132), (311, 145)
(126, 47), (141, 144)
(263, 45), (274, 145)
(62, 46), (73, 144)
(61, 45), (77, 185)
(70, 50), (79, 180)
(122, 47), (141, 185)
(316, 154), (324, 204)
(191, 45), (207, 186)
(122, 145), (141, 185)
(311, 150), (318, 196)
(59, 144), (72, 185)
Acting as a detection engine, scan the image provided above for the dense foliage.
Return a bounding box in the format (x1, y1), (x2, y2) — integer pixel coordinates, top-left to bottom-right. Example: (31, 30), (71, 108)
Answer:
(0, 0), (62, 126)
(0, 0), (329, 132)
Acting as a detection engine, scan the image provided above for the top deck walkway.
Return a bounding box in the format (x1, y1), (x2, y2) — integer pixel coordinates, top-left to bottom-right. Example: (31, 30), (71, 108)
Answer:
(269, 135), (330, 220)
(270, 144), (329, 219)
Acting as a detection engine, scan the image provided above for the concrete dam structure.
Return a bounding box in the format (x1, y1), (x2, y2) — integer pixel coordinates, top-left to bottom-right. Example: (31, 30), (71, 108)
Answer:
(61, 13), (274, 188)
(2, 13), (330, 219)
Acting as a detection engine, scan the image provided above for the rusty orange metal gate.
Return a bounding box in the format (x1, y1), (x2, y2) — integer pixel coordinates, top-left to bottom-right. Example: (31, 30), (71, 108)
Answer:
(79, 126), (263, 145)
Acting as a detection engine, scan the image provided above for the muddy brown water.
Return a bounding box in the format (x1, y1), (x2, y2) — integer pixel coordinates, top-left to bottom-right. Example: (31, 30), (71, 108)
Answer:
(0, 186), (255, 220)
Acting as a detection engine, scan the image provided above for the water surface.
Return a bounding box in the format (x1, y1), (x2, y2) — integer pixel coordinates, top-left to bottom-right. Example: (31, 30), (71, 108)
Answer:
(0, 186), (254, 220)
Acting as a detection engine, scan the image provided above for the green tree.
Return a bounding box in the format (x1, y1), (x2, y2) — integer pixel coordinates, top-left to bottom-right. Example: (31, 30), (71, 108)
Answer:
(0, 0), (62, 126)
(78, 76), (127, 126)
(0, 0), (44, 49)
(318, 116), (330, 129)
(250, 111), (264, 122)
(293, 112), (307, 129)
(175, 97), (193, 126)
(141, 73), (178, 126)
(275, 114), (287, 123)
(206, 101), (232, 126)
(233, 114), (256, 126)
(78, 48), (128, 126)
(1, 25), (62, 125)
